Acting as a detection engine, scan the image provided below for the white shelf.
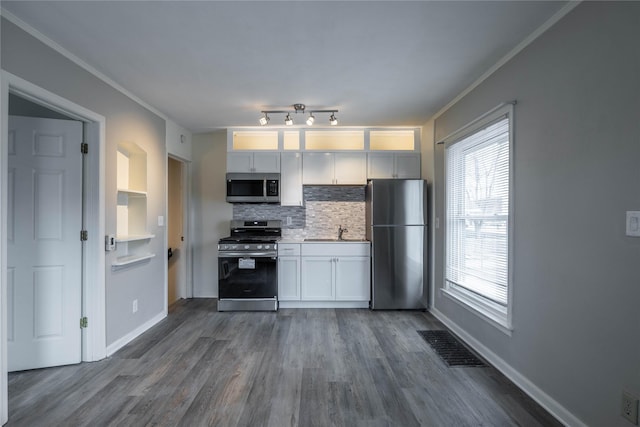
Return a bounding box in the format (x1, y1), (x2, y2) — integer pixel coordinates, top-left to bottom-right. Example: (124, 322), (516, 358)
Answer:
(112, 253), (156, 268)
(117, 188), (147, 196)
(115, 234), (155, 243)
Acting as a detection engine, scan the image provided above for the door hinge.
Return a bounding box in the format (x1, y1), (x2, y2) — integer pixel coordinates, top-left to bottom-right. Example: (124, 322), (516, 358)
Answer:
(80, 317), (88, 329)
(81, 230), (88, 241)
(81, 143), (88, 154)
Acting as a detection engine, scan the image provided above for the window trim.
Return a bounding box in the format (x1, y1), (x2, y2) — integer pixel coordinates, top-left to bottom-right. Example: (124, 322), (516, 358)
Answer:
(443, 102), (514, 333)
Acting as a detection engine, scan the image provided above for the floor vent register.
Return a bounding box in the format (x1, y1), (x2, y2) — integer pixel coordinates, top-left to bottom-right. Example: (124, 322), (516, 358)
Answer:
(417, 330), (486, 367)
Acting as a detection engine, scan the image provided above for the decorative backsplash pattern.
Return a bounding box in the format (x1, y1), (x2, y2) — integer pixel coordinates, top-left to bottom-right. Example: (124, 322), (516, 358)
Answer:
(232, 186), (366, 240)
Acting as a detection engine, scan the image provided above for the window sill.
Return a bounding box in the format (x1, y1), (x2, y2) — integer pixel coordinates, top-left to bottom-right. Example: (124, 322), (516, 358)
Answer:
(442, 288), (513, 336)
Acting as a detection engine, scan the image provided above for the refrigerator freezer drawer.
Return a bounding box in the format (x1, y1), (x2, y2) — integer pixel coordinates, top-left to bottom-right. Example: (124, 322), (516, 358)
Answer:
(371, 225), (425, 309)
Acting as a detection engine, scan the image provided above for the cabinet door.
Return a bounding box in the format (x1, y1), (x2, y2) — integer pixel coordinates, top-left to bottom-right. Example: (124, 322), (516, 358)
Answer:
(252, 152), (280, 172)
(335, 256), (370, 301)
(278, 256), (301, 301)
(334, 153), (367, 184)
(367, 153), (395, 179)
(302, 153), (334, 185)
(280, 152), (303, 206)
(395, 153), (421, 179)
(301, 257), (334, 300)
(226, 152), (254, 172)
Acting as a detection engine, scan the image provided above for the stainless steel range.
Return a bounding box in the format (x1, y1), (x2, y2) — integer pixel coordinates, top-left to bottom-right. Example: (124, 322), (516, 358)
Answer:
(217, 220), (281, 311)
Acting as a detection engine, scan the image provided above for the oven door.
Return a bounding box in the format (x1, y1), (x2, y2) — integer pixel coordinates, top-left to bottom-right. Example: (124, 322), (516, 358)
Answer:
(218, 253), (278, 299)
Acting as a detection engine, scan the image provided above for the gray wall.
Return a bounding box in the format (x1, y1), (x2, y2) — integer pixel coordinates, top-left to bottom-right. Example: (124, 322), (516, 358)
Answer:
(2, 18), (168, 346)
(432, 3), (640, 425)
(191, 131), (231, 297)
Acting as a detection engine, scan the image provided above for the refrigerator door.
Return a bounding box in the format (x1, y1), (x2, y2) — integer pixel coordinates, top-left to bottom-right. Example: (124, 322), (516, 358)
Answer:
(371, 225), (425, 309)
(366, 179), (426, 227)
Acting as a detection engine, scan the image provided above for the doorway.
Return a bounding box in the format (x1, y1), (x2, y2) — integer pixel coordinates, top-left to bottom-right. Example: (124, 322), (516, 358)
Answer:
(167, 156), (189, 304)
(1, 71), (107, 424)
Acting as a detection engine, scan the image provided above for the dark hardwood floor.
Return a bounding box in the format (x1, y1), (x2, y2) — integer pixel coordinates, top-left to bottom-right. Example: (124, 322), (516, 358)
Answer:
(7, 299), (561, 426)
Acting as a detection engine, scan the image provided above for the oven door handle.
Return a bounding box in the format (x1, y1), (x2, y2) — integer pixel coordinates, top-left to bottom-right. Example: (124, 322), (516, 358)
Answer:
(218, 252), (277, 258)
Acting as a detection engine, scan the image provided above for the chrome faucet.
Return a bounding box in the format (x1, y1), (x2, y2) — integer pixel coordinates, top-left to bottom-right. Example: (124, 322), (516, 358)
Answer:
(338, 225), (348, 240)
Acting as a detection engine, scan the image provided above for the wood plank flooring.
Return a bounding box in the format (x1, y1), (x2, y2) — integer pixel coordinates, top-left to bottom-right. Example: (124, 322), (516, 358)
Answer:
(7, 299), (562, 426)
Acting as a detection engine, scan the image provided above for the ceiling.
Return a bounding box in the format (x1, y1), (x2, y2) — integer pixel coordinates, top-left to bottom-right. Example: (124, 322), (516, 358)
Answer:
(2, 1), (568, 133)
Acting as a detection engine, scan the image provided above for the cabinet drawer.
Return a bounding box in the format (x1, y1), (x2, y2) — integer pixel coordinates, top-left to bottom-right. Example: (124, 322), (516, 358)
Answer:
(301, 243), (370, 257)
(278, 243), (301, 256)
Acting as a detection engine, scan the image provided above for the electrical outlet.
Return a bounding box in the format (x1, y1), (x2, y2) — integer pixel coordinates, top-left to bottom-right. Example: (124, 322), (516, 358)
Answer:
(132, 299), (138, 313)
(622, 391), (639, 425)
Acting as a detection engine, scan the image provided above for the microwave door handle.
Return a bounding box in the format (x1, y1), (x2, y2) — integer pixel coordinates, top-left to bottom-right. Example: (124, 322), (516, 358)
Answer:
(263, 179), (267, 201)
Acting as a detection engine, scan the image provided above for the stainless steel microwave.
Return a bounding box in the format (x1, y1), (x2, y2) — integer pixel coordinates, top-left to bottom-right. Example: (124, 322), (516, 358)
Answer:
(226, 173), (280, 203)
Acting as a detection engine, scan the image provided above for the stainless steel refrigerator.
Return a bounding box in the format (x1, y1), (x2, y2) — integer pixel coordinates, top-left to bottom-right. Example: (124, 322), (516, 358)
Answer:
(366, 179), (427, 310)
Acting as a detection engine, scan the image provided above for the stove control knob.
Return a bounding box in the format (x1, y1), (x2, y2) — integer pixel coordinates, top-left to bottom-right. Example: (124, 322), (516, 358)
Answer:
(264, 245), (270, 250)
(231, 245), (238, 250)
(257, 245), (263, 249)
(220, 244), (227, 250)
(244, 245), (250, 249)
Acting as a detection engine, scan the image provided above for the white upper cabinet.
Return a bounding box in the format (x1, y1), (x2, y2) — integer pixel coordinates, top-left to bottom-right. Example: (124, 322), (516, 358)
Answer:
(334, 153), (367, 184)
(227, 151), (280, 173)
(394, 152), (421, 178)
(280, 152), (303, 206)
(367, 152), (421, 179)
(302, 152), (334, 184)
(302, 152), (366, 185)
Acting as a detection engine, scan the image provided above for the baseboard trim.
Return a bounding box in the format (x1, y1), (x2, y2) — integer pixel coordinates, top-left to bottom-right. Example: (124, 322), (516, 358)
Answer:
(105, 311), (166, 357)
(278, 301), (369, 309)
(430, 307), (586, 427)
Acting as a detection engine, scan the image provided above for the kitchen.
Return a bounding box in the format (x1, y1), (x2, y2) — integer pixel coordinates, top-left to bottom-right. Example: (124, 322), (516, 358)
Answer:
(216, 128), (427, 312)
(1, 2), (639, 426)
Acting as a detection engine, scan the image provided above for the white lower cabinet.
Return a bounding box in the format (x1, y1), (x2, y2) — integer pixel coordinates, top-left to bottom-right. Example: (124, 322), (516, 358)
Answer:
(301, 257), (335, 300)
(279, 242), (370, 308)
(335, 256), (370, 301)
(278, 256), (301, 300)
(278, 244), (301, 301)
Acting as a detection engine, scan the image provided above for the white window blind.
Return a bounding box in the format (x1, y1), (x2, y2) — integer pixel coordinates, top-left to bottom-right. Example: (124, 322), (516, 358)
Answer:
(445, 113), (511, 314)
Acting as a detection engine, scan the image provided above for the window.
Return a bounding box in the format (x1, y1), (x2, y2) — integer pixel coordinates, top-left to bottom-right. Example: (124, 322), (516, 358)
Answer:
(444, 104), (513, 332)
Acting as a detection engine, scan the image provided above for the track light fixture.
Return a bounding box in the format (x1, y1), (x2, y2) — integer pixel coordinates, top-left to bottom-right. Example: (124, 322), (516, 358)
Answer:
(259, 104), (339, 126)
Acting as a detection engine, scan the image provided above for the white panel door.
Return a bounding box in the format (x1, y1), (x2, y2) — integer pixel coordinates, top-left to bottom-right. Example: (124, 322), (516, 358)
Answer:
(8, 115), (83, 371)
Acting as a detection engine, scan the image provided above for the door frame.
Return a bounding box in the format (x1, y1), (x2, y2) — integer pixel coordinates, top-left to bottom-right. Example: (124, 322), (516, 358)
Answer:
(166, 154), (192, 303)
(0, 71), (107, 424)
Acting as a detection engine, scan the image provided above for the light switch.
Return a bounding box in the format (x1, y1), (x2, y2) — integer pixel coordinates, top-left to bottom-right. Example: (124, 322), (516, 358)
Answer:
(626, 211), (640, 237)
(158, 216), (164, 227)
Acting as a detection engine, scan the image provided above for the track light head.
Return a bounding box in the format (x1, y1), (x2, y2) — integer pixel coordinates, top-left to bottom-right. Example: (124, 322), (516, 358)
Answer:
(284, 113), (293, 126)
(329, 113), (338, 126)
(306, 114), (315, 126)
(259, 113), (269, 126)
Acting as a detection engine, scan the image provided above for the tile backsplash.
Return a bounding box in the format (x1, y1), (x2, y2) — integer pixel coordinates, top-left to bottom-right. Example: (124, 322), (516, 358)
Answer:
(232, 186), (366, 240)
